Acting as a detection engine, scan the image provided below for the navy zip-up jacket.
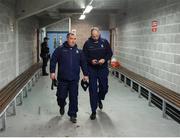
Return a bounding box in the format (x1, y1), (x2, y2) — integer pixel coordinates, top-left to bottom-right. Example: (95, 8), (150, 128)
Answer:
(83, 37), (113, 68)
(50, 41), (88, 81)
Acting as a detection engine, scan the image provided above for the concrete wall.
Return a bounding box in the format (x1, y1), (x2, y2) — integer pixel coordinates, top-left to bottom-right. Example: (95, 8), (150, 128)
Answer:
(71, 14), (109, 48)
(46, 18), (69, 32)
(0, 2), (16, 89)
(18, 17), (39, 74)
(0, 1), (39, 90)
(110, 0), (180, 94)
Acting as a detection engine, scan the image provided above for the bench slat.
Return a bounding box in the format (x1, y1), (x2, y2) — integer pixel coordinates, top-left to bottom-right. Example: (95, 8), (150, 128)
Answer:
(111, 66), (180, 108)
(0, 65), (38, 102)
(0, 63), (41, 113)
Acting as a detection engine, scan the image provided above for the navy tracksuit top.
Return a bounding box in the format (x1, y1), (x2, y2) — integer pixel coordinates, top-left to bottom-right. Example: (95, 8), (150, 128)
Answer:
(50, 41), (88, 81)
(83, 37), (113, 68)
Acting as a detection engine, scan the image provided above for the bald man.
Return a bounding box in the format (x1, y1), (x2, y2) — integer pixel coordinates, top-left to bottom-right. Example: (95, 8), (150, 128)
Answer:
(83, 27), (113, 120)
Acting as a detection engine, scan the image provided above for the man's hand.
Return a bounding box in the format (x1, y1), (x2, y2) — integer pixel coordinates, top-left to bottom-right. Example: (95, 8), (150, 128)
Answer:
(98, 59), (105, 65)
(91, 59), (98, 65)
(83, 76), (89, 82)
(50, 73), (56, 80)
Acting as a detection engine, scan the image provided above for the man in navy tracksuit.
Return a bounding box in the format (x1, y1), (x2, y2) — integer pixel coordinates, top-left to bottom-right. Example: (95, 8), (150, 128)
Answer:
(50, 33), (88, 123)
(83, 27), (113, 120)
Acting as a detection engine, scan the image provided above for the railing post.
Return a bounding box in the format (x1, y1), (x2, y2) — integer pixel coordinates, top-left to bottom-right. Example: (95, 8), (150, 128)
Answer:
(12, 100), (16, 115)
(148, 92), (152, 106)
(162, 100), (167, 118)
(138, 85), (142, 98)
(1, 112), (6, 131)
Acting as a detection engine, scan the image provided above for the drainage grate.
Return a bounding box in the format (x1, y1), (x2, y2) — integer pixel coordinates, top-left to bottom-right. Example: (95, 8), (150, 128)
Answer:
(132, 82), (139, 92)
(121, 74), (125, 82)
(151, 93), (163, 110)
(141, 87), (149, 100)
(166, 103), (180, 123)
(126, 78), (131, 87)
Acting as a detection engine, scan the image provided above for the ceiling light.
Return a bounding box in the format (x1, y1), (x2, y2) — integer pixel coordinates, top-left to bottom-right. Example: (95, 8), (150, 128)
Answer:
(79, 14), (86, 20)
(83, 5), (93, 14)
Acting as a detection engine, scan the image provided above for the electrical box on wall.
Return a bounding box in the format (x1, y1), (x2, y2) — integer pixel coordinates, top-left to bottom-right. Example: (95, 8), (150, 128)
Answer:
(152, 20), (158, 32)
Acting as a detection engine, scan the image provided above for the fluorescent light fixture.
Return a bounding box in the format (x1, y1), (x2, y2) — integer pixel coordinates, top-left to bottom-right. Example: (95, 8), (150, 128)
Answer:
(83, 5), (93, 14)
(79, 14), (86, 20)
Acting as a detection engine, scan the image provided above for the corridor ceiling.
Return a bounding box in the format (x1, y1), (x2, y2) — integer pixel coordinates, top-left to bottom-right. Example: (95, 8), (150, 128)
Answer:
(35, 0), (128, 20)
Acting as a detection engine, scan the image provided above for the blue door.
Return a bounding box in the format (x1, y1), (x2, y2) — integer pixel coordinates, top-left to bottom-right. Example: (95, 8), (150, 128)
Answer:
(47, 32), (68, 56)
(100, 30), (110, 43)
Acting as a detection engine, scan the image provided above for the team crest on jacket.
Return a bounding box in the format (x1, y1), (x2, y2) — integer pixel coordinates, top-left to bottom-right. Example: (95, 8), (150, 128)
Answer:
(101, 44), (104, 48)
(76, 50), (79, 54)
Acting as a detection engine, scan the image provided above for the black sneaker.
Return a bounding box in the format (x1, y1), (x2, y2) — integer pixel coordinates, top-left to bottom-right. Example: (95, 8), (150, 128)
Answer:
(90, 112), (96, 120)
(98, 100), (103, 110)
(70, 116), (77, 123)
(59, 108), (65, 115)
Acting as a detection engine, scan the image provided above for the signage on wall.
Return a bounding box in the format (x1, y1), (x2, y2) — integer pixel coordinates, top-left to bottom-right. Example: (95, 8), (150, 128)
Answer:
(152, 20), (158, 32)
(71, 29), (77, 35)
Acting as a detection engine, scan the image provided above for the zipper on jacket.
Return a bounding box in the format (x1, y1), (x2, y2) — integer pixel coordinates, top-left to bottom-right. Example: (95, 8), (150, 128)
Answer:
(70, 48), (73, 77)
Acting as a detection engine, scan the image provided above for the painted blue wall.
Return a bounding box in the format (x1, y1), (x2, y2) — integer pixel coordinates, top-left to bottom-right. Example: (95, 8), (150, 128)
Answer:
(47, 32), (68, 56)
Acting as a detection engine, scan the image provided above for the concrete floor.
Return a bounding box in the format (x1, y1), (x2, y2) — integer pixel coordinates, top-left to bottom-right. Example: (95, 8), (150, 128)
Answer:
(0, 73), (179, 137)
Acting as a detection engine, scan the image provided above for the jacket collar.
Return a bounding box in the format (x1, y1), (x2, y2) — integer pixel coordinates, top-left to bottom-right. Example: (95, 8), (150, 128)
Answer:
(63, 41), (77, 49)
(88, 37), (103, 44)
(88, 37), (102, 45)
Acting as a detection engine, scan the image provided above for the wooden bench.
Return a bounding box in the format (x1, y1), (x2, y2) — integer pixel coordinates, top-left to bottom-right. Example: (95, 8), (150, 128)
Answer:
(110, 66), (180, 123)
(0, 63), (42, 131)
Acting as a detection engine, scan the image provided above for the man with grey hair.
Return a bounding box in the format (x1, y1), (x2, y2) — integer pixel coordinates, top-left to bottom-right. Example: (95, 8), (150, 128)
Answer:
(83, 27), (113, 120)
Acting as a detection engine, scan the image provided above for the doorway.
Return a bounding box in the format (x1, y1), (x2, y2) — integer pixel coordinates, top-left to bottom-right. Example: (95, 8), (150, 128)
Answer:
(47, 31), (68, 56)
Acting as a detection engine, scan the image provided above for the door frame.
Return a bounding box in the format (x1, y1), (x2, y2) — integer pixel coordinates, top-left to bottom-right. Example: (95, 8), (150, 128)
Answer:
(37, 29), (40, 62)
(110, 28), (117, 53)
